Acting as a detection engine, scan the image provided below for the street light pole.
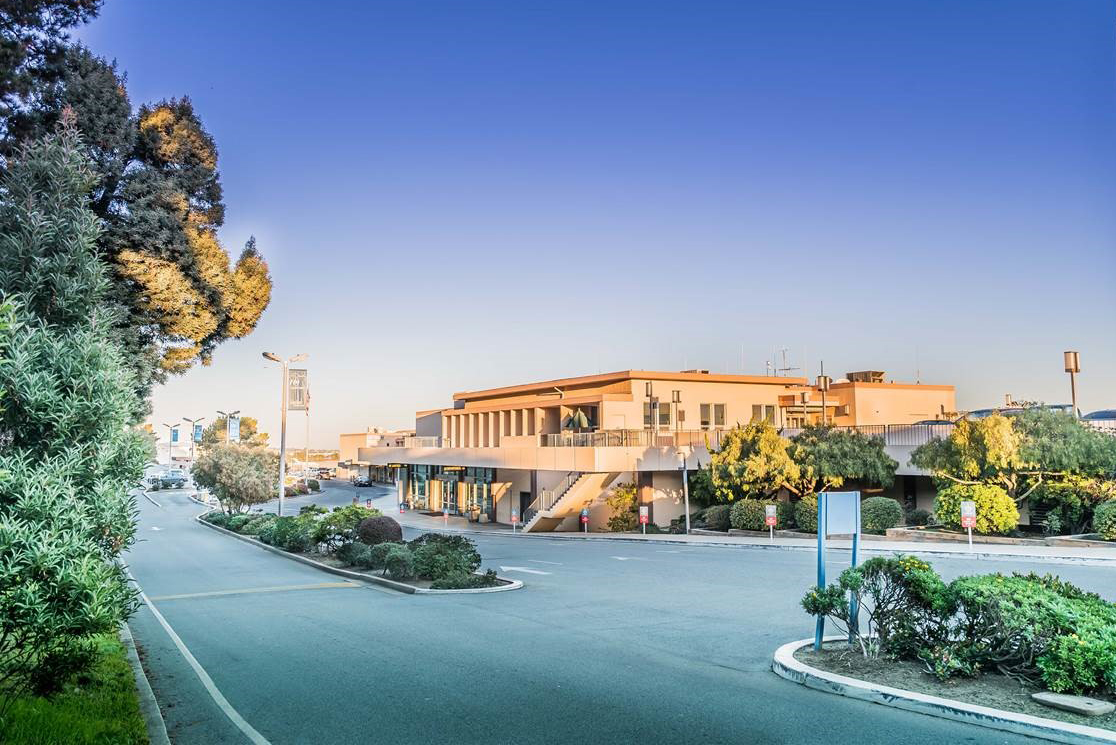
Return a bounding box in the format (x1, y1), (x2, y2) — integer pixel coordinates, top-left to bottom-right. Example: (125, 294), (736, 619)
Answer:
(182, 416), (205, 466)
(678, 447), (691, 534)
(217, 410), (240, 443)
(162, 423), (179, 465)
(263, 352), (308, 516)
(1064, 351), (1081, 418)
(816, 362), (831, 427)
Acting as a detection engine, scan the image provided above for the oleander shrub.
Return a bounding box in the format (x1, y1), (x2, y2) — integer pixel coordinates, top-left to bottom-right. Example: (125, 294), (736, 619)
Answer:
(431, 569), (501, 590)
(356, 516), (403, 546)
(370, 542), (404, 570)
(794, 494), (818, 533)
(413, 539), (482, 581)
(935, 484), (1018, 535)
(702, 504), (731, 531)
(1093, 501), (1116, 540)
(314, 505), (379, 551)
(861, 497), (903, 533)
(384, 545), (415, 580)
(905, 508), (931, 526)
(728, 499), (767, 531)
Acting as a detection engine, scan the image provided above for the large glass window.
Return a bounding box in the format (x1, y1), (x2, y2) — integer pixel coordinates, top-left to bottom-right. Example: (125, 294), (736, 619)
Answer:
(751, 404), (776, 423)
(714, 404), (726, 427)
(700, 403), (711, 429)
(659, 402), (672, 427)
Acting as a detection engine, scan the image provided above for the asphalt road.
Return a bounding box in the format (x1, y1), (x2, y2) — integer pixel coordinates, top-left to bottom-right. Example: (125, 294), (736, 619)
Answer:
(126, 484), (1116, 744)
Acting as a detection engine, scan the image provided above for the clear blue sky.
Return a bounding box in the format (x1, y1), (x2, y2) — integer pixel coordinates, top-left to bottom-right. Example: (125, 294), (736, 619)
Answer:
(78, 0), (1115, 448)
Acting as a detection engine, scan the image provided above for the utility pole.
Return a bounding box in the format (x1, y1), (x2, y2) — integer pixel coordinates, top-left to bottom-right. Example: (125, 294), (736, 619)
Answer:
(263, 352), (308, 516)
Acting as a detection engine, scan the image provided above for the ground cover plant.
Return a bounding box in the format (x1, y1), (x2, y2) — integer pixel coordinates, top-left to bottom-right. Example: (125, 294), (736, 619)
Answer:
(802, 556), (1116, 695)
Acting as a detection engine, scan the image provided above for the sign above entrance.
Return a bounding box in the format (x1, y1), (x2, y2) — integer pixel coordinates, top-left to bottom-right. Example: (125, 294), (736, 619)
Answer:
(387, 463), (404, 468)
(443, 465), (465, 472)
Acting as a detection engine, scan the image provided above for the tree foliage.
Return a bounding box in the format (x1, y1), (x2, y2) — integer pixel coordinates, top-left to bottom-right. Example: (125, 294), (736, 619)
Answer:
(192, 443), (278, 514)
(708, 422), (799, 501)
(200, 415), (267, 447)
(0, 122), (148, 705)
(3, 36), (272, 401)
(787, 424), (898, 495)
(911, 411), (1116, 503)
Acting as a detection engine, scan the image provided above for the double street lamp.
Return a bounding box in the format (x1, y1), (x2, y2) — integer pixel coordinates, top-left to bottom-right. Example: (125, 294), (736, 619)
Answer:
(263, 352), (308, 516)
(217, 409), (241, 443)
(161, 422), (179, 465)
(182, 416), (205, 465)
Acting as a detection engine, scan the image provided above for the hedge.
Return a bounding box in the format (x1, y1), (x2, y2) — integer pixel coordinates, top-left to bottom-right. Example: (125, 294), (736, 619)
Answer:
(861, 497), (903, 532)
(935, 484), (1018, 535)
(356, 516), (403, 545)
(1094, 501), (1116, 540)
(794, 495), (818, 533)
(729, 499), (768, 531)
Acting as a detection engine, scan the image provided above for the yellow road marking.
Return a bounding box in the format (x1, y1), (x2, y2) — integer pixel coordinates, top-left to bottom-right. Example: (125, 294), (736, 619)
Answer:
(148, 582), (358, 602)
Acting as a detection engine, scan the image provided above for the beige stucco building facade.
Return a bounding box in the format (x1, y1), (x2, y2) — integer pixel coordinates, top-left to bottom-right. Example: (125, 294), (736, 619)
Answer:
(353, 369), (955, 531)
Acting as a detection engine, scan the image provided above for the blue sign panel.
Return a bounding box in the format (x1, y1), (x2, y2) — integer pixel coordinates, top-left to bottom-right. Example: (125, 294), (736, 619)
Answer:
(228, 416), (240, 443)
(170, 428), (179, 443)
(193, 423), (203, 443)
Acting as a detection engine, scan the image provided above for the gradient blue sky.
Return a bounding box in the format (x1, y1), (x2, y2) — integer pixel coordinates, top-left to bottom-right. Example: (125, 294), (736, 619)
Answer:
(78, 0), (1115, 448)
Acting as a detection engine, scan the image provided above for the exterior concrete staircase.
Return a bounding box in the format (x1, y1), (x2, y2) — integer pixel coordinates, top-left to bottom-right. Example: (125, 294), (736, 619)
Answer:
(522, 472), (622, 533)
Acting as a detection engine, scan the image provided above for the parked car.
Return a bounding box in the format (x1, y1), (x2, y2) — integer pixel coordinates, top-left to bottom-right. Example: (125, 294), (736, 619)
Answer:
(159, 469), (187, 489)
(1083, 409), (1116, 420)
(317, 468), (334, 479)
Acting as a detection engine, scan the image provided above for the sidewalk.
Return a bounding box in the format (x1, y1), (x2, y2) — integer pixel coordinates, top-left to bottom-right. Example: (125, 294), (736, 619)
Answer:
(389, 506), (1116, 566)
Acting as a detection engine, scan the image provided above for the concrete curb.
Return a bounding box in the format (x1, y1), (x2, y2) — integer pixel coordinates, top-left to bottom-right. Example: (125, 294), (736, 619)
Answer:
(193, 510), (523, 595)
(391, 523), (1116, 566)
(772, 637), (1116, 744)
(120, 623), (171, 745)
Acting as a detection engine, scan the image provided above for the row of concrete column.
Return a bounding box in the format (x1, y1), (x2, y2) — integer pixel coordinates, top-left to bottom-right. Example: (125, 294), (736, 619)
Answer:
(441, 407), (550, 448)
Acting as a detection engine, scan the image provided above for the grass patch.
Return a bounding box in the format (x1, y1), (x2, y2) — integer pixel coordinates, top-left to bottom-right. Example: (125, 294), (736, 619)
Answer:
(0, 633), (148, 744)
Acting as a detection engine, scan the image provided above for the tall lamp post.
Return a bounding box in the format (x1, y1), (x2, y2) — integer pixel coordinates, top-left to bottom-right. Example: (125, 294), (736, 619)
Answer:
(1064, 351), (1080, 418)
(263, 352), (308, 516)
(162, 423), (179, 465)
(678, 446), (692, 534)
(182, 416), (205, 466)
(217, 410), (240, 443)
(816, 363), (831, 426)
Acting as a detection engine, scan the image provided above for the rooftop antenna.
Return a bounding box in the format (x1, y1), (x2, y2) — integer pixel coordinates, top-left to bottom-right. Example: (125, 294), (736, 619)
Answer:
(915, 345), (921, 385)
(776, 346), (800, 377)
(765, 359), (772, 377)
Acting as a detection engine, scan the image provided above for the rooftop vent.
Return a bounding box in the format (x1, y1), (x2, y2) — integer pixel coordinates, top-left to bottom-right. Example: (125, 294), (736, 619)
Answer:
(846, 370), (885, 383)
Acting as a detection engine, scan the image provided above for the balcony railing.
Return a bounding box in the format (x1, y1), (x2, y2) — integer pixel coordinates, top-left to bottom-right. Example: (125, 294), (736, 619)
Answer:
(541, 429), (726, 449)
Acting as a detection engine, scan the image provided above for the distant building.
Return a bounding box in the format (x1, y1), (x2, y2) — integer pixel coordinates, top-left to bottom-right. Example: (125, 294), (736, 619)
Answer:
(339, 427), (414, 482)
(362, 369), (955, 531)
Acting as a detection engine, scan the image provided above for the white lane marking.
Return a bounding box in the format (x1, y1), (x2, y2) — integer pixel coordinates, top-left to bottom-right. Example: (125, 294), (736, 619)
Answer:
(129, 574), (271, 745)
(527, 560), (562, 565)
(499, 565), (551, 575)
(151, 527), (162, 531)
(149, 582), (357, 602)
(610, 556), (631, 561)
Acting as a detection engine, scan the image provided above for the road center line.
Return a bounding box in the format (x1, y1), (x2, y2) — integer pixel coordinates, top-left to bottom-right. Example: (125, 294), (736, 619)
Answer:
(148, 582), (358, 602)
(129, 575), (272, 745)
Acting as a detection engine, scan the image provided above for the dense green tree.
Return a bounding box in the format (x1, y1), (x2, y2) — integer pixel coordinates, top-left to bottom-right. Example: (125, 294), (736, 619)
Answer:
(4, 42), (272, 402)
(787, 424), (898, 495)
(0, 121), (149, 705)
(193, 443), (279, 514)
(708, 422), (799, 501)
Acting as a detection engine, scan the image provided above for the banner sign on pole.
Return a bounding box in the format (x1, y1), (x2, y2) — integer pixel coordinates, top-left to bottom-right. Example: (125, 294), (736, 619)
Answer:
(193, 423), (203, 443)
(814, 492), (861, 651)
(170, 428), (179, 443)
(287, 368), (309, 411)
(228, 416), (241, 443)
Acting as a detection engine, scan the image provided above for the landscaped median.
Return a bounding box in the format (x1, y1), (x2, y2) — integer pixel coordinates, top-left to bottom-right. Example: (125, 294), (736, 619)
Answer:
(197, 503), (521, 594)
(774, 555), (1116, 743)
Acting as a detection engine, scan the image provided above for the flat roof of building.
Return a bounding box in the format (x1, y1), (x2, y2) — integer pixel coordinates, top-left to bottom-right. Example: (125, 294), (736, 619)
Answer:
(453, 369), (810, 402)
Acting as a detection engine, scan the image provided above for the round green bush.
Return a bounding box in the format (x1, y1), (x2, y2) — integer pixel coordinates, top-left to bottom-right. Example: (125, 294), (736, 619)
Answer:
(413, 540), (481, 581)
(934, 484), (1018, 535)
(794, 495), (818, 533)
(905, 508), (931, 526)
(1092, 501), (1116, 540)
(356, 515), (403, 545)
(702, 504), (731, 531)
(307, 478), (320, 492)
(729, 499), (768, 531)
(861, 497), (903, 533)
(384, 545), (415, 580)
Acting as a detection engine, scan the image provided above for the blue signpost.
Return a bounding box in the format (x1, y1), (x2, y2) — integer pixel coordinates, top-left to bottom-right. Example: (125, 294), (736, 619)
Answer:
(813, 491), (861, 651)
(193, 423), (203, 443)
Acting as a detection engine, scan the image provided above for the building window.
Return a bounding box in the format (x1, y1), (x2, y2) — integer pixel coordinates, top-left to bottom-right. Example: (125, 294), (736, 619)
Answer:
(751, 404), (776, 424)
(659, 402), (672, 427)
(700, 403), (711, 429)
(643, 402), (652, 427)
(713, 404), (726, 427)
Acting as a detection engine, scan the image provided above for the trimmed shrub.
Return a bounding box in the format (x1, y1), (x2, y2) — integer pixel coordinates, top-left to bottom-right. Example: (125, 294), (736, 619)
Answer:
(905, 508), (931, 527)
(413, 539), (481, 581)
(227, 514), (253, 532)
(935, 484), (1018, 535)
(729, 499), (767, 531)
(370, 541), (403, 570)
(206, 512), (230, 527)
(356, 515), (403, 546)
(307, 478), (321, 492)
(862, 497), (903, 533)
(314, 505), (379, 551)
(268, 516), (314, 552)
(776, 501), (795, 529)
(1093, 501), (1116, 540)
(384, 545), (415, 580)
(794, 494), (818, 533)
(702, 504), (731, 531)
(431, 569), (501, 590)
(241, 514), (277, 535)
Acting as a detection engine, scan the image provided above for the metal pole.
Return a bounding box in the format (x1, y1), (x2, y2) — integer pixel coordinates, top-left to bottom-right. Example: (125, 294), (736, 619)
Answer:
(1070, 371), (1078, 419)
(278, 362), (288, 516)
(681, 452), (691, 535)
(814, 493), (826, 651)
